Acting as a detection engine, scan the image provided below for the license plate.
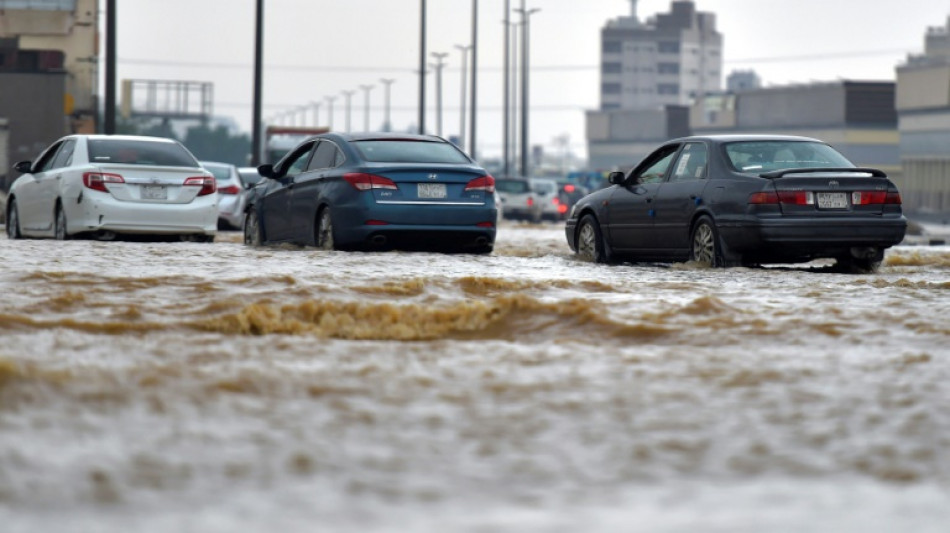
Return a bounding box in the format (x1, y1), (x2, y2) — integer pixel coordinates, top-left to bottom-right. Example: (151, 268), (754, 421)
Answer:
(417, 183), (447, 199)
(816, 192), (847, 209)
(142, 185), (167, 200)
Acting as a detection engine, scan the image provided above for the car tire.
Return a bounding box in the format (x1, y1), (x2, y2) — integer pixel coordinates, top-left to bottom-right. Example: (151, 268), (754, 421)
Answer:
(54, 204), (69, 241)
(576, 214), (609, 263)
(690, 216), (732, 268)
(315, 207), (335, 250)
(244, 209), (263, 246)
(471, 244), (493, 255)
(835, 256), (882, 274)
(6, 199), (22, 239)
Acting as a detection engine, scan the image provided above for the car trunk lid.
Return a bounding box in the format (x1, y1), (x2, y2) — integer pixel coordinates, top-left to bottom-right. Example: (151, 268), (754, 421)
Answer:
(760, 168), (896, 216)
(91, 164), (214, 204)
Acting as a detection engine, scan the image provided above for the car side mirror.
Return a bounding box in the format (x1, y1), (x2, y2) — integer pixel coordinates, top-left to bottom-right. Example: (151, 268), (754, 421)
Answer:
(607, 171), (626, 185)
(257, 164), (275, 179)
(14, 161), (32, 174)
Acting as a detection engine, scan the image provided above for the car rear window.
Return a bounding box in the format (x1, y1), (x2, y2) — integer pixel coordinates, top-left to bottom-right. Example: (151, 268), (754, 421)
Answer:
(202, 163), (235, 181)
(496, 179), (530, 194)
(352, 140), (471, 164)
(88, 139), (199, 167)
(724, 141), (855, 173)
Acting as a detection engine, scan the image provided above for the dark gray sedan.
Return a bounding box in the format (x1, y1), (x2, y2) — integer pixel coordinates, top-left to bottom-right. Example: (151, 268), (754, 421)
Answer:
(565, 135), (907, 273)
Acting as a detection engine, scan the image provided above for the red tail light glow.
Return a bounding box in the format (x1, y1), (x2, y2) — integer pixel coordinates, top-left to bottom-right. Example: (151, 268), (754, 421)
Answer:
(464, 175), (495, 193)
(476, 221), (495, 228)
(777, 191), (814, 205)
(748, 191), (778, 204)
(365, 220), (389, 226)
(527, 197), (534, 207)
(564, 184), (576, 193)
(558, 204), (569, 214)
(82, 172), (124, 192)
(218, 184), (242, 195)
(852, 191), (902, 205)
(344, 173), (398, 191)
(184, 176), (217, 196)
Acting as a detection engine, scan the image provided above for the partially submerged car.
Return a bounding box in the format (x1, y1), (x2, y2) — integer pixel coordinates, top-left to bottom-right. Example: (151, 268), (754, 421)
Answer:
(565, 135), (907, 272)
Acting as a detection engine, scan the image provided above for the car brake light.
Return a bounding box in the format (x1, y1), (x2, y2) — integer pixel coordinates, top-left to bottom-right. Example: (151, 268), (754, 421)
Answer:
(464, 175), (495, 193)
(748, 191), (778, 204)
(344, 172), (398, 191)
(218, 184), (242, 195)
(557, 204), (569, 214)
(527, 197), (534, 207)
(365, 220), (389, 225)
(852, 191), (901, 205)
(564, 184), (575, 193)
(476, 221), (494, 228)
(777, 191), (814, 205)
(552, 197), (560, 205)
(184, 176), (217, 196)
(82, 172), (124, 192)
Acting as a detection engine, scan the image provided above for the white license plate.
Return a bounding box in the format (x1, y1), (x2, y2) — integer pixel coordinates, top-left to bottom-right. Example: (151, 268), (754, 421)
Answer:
(141, 185), (167, 200)
(417, 183), (447, 199)
(816, 192), (847, 209)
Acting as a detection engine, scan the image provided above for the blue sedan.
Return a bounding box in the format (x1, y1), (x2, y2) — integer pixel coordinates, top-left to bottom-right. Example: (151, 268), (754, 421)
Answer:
(244, 133), (497, 253)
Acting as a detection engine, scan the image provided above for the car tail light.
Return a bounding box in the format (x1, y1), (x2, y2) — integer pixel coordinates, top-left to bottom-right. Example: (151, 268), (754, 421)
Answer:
(464, 175), (495, 193)
(748, 191), (778, 204)
(564, 184), (576, 193)
(184, 176), (217, 196)
(777, 191), (814, 205)
(365, 220), (389, 225)
(852, 191), (902, 205)
(527, 197), (534, 207)
(344, 172), (398, 191)
(218, 184), (242, 195)
(558, 204), (569, 214)
(82, 172), (124, 192)
(476, 221), (494, 228)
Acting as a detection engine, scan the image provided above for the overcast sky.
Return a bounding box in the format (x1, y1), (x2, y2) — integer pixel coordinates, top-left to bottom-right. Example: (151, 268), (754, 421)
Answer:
(112, 0), (950, 161)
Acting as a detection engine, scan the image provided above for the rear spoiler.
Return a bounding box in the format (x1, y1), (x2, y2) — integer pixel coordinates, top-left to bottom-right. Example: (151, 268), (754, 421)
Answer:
(760, 167), (888, 179)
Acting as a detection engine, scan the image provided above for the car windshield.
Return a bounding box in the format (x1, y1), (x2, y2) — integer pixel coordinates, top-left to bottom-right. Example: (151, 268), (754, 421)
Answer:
(531, 180), (557, 193)
(725, 141), (855, 173)
(496, 179), (530, 194)
(88, 139), (199, 167)
(353, 140), (471, 164)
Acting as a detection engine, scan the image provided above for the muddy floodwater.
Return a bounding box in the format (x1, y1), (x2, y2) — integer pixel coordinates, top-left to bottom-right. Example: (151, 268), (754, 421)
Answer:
(1, 224), (949, 532)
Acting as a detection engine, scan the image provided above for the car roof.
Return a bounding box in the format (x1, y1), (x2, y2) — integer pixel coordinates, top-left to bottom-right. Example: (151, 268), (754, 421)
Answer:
(669, 134), (824, 144)
(321, 132), (450, 143)
(71, 134), (181, 144)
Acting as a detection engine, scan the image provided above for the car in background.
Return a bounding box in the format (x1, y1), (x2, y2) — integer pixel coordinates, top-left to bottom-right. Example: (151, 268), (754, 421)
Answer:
(6, 135), (217, 241)
(238, 166), (264, 189)
(244, 132), (497, 253)
(529, 177), (566, 221)
(566, 134), (907, 273)
(555, 178), (589, 214)
(201, 161), (246, 230)
(495, 176), (542, 223)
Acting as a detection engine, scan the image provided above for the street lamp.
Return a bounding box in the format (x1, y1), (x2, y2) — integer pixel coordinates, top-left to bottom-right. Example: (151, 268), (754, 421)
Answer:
(515, 3), (540, 176)
(419, 0), (427, 134)
(455, 44), (472, 152)
(310, 101), (321, 127)
(360, 84), (375, 132)
(325, 95), (337, 130)
(380, 78), (396, 132)
(430, 51), (449, 137)
(342, 90), (356, 132)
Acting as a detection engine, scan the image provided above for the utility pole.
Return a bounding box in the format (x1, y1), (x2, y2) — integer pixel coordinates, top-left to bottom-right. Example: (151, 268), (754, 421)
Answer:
(325, 95), (337, 130)
(469, 0), (478, 158)
(310, 101), (321, 127)
(516, 3), (540, 176)
(418, 0), (427, 134)
(250, 0), (263, 164)
(380, 78), (396, 132)
(104, 0), (116, 134)
(360, 84), (374, 132)
(502, 0), (510, 176)
(342, 90), (356, 132)
(430, 52), (449, 137)
(455, 44), (472, 151)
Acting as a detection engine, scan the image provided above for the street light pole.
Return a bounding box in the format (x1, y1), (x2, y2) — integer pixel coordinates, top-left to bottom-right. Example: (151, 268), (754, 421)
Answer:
(469, 0), (478, 158)
(380, 78), (396, 132)
(360, 84), (374, 132)
(516, 3), (540, 176)
(502, 0), (510, 175)
(418, 0), (427, 134)
(454, 44), (472, 151)
(430, 52), (449, 137)
(251, 0), (263, 164)
(310, 101), (321, 127)
(342, 90), (356, 132)
(325, 95), (337, 130)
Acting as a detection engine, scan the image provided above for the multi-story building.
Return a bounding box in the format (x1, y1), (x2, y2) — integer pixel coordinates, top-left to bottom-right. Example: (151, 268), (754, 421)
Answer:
(588, 0), (722, 170)
(896, 15), (950, 215)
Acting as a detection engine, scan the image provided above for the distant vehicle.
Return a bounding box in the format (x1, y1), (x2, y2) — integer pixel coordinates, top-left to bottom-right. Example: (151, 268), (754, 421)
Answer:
(237, 166), (264, 189)
(565, 134), (907, 272)
(201, 161), (246, 230)
(244, 132), (497, 253)
(495, 176), (541, 223)
(529, 177), (566, 221)
(555, 178), (589, 214)
(6, 135), (217, 242)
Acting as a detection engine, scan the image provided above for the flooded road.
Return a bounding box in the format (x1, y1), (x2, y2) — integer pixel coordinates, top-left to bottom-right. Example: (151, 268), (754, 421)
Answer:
(1, 224), (949, 532)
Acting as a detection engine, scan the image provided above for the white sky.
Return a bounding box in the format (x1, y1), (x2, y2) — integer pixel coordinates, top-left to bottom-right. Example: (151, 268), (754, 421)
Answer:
(112, 0), (950, 161)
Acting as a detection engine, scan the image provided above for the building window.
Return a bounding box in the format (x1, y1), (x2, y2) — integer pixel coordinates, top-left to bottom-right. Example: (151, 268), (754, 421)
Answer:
(657, 83), (679, 95)
(602, 103), (621, 110)
(602, 62), (622, 74)
(657, 62), (680, 74)
(603, 41), (622, 54)
(658, 42), (680, 54)
(602, 83), (622, 94)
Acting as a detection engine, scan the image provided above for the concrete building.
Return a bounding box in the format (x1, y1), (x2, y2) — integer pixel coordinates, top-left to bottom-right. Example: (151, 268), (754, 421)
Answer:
(586, 106), (690, 170)
(896, 15), (950, 215)
(599, 0), (722, 111)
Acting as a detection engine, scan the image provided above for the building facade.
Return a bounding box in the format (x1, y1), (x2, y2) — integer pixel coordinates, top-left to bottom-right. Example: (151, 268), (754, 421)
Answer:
(896, 16), (950, 215)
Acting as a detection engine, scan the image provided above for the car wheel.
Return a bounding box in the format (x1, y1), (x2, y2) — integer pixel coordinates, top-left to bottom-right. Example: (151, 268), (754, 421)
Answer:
(690, 216), (736, 268)
(471, 244), (493, 255)
(244, 209), (263, 246)
(54, 204), (69, 240)
(835, 256), (882, 274)
(6, 199), (22, 239)
(315, 207), (335, 250)
(576, 214), (609, 263)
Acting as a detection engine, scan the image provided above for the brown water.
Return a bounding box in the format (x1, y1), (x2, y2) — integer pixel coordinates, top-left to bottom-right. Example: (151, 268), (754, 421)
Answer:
(1, 225), (949, 532)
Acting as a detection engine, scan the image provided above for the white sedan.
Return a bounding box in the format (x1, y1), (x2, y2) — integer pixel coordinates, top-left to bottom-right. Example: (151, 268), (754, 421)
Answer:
(5, 135), (218, 241)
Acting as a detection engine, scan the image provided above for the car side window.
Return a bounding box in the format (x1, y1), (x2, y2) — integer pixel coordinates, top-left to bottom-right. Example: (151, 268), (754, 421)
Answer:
(51, 139), (77, 169)
(281, 141), (316, 178)
(634, 145), (680, 184)
(307, 140), (341, 171)
(34, 141), (65, 172)
(670, 142), (707, 182)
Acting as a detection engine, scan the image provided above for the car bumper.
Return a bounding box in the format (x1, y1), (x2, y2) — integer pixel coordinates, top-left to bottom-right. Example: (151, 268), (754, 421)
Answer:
(719, 215), (908, 252)
(332, 200), (497, 249)
(66, 195), (218, 235)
